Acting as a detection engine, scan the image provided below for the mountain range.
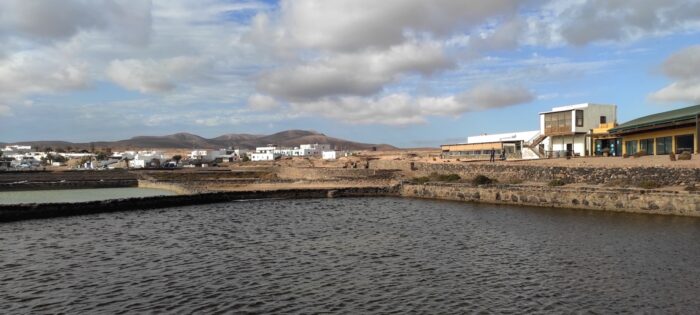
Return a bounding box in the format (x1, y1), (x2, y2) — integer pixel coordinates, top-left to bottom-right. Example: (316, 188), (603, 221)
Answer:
(1, 130), (396, 151)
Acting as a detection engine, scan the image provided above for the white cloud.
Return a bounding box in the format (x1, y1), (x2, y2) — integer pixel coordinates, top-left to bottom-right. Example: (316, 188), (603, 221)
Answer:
(257, 41), (453, 101)
(0, 0), (152, 45)
(248, 94), (280, 111)
(650, 45), (700, 103)
(106, 56), (211, 93)
(558, 0), (700, 46)
(0, 51), (89, 96)
(247, 0), (523, 53)
(288, 84), (535, 125)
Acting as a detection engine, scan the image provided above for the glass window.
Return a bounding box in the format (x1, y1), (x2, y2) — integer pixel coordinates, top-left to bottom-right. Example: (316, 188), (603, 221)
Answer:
(575, 110), (584, 127)
(675, 134), (694, 154)
(600, 116), (607, 124)
(625, 140), (638, 155)
(656, 136), (672, 155)
(639, 139), (654, 155)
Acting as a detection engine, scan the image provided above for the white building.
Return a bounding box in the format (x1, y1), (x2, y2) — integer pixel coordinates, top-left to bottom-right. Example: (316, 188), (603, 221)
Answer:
(251, 152), (279, 161)
(322, 151), (338, 160)
(442, 130), (549, 160)
(539, 103), (617, 157)
(189, 149), (227, 162)
(131, 151), (165, 168)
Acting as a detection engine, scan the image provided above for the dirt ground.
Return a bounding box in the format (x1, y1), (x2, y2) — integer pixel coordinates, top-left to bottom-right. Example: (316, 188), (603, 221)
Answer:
(362, 149), (700, 169)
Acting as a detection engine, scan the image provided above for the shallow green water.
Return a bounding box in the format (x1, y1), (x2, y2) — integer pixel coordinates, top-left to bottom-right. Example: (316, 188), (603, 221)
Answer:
(0, 187), (176, 204)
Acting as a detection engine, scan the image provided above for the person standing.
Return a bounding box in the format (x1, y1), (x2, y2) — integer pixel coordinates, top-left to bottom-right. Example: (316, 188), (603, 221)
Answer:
(490, 148), (495, 162)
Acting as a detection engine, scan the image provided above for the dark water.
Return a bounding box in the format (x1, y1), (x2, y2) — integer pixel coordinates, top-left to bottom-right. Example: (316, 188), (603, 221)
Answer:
(2, 198), (700, 313)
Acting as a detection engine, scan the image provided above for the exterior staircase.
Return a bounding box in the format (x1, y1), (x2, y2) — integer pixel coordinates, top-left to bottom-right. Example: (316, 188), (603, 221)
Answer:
(524, 133), (547, 159)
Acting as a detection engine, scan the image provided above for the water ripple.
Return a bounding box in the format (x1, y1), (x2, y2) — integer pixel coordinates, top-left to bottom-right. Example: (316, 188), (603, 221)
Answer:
(2, 198), (700, 313)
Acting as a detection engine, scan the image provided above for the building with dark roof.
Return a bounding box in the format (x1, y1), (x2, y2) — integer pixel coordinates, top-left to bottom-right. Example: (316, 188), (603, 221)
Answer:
(609, 104), (700, 155)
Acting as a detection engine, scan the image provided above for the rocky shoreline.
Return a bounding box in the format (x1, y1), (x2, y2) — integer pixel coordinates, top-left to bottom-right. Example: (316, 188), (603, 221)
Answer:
(1, 162), (699, 221)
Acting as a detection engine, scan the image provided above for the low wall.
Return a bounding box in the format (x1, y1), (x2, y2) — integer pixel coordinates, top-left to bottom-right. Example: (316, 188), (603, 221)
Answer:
(0, 170), (138, 191)
(275, 167), (398, 181)
(401, 183), (700, 217)
(0, 186), (398, 222)
(370, 160), (700, 186)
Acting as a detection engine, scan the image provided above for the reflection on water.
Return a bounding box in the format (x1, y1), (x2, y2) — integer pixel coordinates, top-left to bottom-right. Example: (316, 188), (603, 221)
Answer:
(1, 197), (700, 313)
(0, 187), (175, 204)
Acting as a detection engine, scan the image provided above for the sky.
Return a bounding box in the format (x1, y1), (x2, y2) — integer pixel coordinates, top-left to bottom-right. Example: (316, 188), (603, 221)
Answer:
(1, 0), (699, 147)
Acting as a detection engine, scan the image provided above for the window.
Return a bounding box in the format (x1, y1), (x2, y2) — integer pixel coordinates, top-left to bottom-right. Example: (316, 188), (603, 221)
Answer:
(575, 110), (584, 127)
(639, 139), (654, 155)
(625, 140), (638, 155)
(600, 116), (607, 124)
(675, 134), (694, 154)
(656, 136), (672, 155)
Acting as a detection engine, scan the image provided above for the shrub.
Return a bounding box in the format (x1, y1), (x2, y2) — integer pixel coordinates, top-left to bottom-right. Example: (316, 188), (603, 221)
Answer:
(633, 151), (647, 158)
(548, 179), (567, 187)
(471, 174), (494, 185)
(684, 184), (697, 192)
(413, 176), (430, 184)
(670, 151), (676, 161)
(678, 151), (692, 160)
(506, 178), (523, 184)
(436, 174), (461, 182)
(622, 153), (629, 158)
(637, 180), (660, 189)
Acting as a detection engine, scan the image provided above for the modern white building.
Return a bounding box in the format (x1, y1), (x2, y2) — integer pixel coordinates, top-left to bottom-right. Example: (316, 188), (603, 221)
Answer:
(189, 149), (227, 162)
(131, 151), (165, 168)
(251, 152), (279, 161)
(539, 103), (617, 157)
(442, 130), (549, 160)
(322, 151), (339, 160)
(253, 144), (332, 159)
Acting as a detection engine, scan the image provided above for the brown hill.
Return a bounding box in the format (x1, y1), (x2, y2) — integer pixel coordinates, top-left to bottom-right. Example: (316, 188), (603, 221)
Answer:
(4, 130), (397, 151)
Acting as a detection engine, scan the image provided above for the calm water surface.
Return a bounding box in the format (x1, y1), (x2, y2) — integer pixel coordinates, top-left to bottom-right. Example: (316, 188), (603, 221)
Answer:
(0, 187), (175, 204)
(2, 198), (700, 313)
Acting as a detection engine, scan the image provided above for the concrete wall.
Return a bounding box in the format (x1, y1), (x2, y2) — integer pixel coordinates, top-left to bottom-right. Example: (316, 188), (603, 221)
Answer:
(402, 183), (700, 217)
(369, 160), (699, 186)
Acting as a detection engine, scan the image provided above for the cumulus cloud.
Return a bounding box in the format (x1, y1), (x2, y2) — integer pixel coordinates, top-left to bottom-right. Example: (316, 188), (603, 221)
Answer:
(649, 45), (700, 103)
(248, 0), (522, 53)
(0, 51), (89, 96)
(257, 41), (453, 101)
(106, 57), (211, 93)
(559, 0), (700, 46)
(0, 0), (152, 45)
(248, 94), (280, 111)
(288, 84), (535, 125)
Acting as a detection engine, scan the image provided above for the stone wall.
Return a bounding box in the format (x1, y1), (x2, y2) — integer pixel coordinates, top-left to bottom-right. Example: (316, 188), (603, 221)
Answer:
(0, 170), (138, 191)
(370, 160), (699, 186)
(401, 183), (700, 217)
(0, 186), (398, 222)
(275, 167), (399, 181)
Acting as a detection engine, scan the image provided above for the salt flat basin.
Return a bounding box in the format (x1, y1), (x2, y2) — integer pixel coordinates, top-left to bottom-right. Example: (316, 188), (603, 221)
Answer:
(0, 187), (176, 204)
(2, 197), (700, 313)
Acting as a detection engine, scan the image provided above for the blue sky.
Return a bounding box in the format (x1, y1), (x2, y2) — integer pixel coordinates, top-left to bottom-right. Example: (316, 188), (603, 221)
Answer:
(1, 0), (699, 147)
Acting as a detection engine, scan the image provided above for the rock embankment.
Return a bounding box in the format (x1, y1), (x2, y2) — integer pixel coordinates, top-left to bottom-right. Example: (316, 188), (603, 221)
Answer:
(401, 183), (700, 217)
(370, 160), (700, 186)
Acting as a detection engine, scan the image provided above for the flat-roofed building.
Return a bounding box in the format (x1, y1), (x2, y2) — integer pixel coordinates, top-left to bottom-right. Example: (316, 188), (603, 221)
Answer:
(609, 104), (700, 155)
(540, 103), (617, 157)
(441, 130), (549, 160)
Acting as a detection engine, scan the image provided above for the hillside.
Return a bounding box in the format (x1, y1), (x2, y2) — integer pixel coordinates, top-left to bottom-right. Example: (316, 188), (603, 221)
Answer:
(3, 130), (396, 151)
